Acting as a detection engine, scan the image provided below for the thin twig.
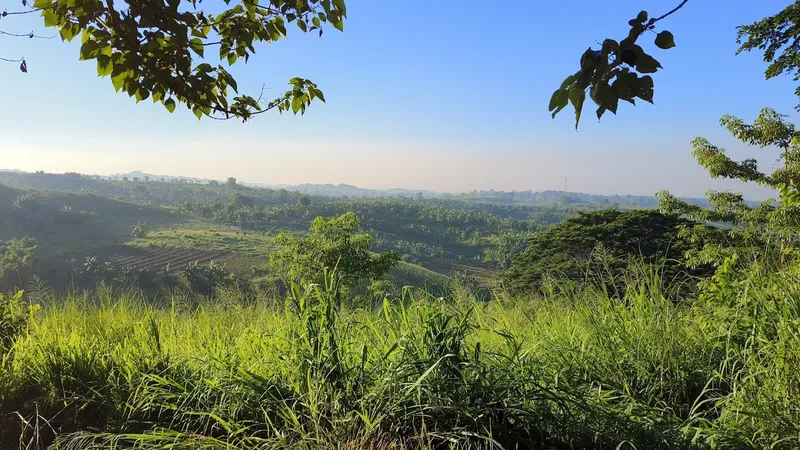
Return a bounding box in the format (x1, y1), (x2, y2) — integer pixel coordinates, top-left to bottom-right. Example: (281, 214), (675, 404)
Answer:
(0, 29), (57, 39)
(2, 7), (42, 16)
(603, 0), (690, 74)
(650, 0), (689, 24)
(0, 56), (23, 62)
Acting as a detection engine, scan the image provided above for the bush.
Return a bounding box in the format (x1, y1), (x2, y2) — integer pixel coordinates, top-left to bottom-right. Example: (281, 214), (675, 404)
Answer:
(184, 261), (235, 296)
(131, 221), (149, 238)
(0, 291), (37, 352)
(0, 237), (39, 291)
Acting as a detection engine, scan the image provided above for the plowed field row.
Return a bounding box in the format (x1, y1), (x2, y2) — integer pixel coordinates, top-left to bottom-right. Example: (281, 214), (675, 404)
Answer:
(96, 246), (232, 271)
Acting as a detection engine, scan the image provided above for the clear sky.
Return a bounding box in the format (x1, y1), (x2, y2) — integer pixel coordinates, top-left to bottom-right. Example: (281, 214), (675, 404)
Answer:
(0, 0), (796, 199)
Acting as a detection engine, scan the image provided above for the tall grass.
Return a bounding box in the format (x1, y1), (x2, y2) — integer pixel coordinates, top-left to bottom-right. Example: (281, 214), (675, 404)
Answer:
(1, 262), (799, 449)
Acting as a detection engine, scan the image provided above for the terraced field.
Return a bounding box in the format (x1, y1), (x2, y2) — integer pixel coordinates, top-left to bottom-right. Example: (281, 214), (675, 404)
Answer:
(96, 246), (232, 271)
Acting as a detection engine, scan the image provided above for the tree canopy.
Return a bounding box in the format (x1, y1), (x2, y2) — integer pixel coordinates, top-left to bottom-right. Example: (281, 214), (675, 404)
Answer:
(502, 210), (715, 295)
(657, 108), (800, 266)
(552, 1), (800, 128)
(270, 212), (400, 295)
(5, 0), (347, 121)
(5, 0), (799, 127)
(549, 3), (684, 129)
(737, 2), (800, 110)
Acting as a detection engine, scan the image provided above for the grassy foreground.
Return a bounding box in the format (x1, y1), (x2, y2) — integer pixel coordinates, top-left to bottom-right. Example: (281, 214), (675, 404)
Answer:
(1, 264), (799, 449)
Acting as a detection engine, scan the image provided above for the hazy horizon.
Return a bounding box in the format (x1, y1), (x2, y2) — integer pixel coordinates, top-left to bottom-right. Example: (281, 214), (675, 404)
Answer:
(1, 0), (793, 201)
(0, 164), (776, 201)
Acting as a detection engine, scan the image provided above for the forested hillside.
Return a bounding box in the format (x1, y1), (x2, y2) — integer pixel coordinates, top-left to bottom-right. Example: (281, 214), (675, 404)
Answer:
(0, 171), (583, 273)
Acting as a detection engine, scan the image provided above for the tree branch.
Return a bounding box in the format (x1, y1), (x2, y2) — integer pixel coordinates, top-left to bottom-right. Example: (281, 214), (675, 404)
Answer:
(1, 7), (43, 16)
(651, 0), (689, 24)
(0, 29), (56, 39)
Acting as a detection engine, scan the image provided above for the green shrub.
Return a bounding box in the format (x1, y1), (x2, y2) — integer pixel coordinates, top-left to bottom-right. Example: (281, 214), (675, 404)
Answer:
(0, 291), (37, 352)
(184, 261), (235, 296)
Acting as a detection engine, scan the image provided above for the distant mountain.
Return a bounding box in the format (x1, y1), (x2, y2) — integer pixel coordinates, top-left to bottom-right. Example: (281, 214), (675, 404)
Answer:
(110, 172), (442, 198)
(456, 189), (763, 209)
(2, 168), (765, 207)
(110, 170), (213, 184)
(259, 183), (441, 199)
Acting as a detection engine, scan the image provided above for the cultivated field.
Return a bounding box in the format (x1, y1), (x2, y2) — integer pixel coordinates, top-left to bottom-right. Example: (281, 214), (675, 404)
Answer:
(96, 246), (232, 271)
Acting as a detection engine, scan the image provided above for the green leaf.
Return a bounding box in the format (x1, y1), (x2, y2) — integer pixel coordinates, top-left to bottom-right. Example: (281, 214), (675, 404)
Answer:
(291, 96), (302, 114)
(196, 63), (214, 73)
(297, 20), (307, 32)
(313, 89), (326, 102)
(96, 55), (112, 77)
(560, 74), (576, 91)
(79, 40), (99, 61)
(589, 83), (607, 107)
(568, 86), (586, 129)
(636, 11), (648, 22)
(189, 38), (204, 57)
(223, 71), (238, 92)
(612, 71), (637, 105)
(548, 88), (568, 112)
(164, 98), (177, 113)
(633, 47), (662, 74)
(333, 0), (347, 16)
(111, 72), (126, 92)
(604, 91), (619, 115)
(125, 79), (139, 96)
(60, 22), (78, 41)
(620, 50), (637, 66)
(42, 10), (58, 27)
(549, 89), (561, 112)
(227, 52), (238, 65)
(655, 30), (676, 49)
(274, 18), (287, 37)
(602, 39), (619, 55)
(33, 0), (50, 8)
(635, 75), (654, 103)
(596, 85), (620, 119)
(135, 88), (149, 103)
(192, 106), (203, 119)
(312, 16), (321, 27)
(580, 48), (597, 71)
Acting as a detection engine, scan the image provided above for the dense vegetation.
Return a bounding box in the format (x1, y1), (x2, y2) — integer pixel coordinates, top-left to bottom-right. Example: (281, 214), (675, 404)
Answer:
(503, 210), (718, 296)
(0, 171), (575, 272)
(1, 261), (799, 449)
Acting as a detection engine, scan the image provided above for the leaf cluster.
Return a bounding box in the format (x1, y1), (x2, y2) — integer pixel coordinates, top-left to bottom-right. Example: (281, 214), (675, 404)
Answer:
(737, 2), (800, 110)
(658, 108), (800, 266)
(34, 0), (346, 120)
(550, 8), (678, 128)
(503, 209), (713, 295)
(270, 211), (400, 293)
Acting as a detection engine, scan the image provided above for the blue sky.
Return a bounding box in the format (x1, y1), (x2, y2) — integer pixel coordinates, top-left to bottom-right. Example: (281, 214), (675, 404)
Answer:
(0, 0), (796, 198)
